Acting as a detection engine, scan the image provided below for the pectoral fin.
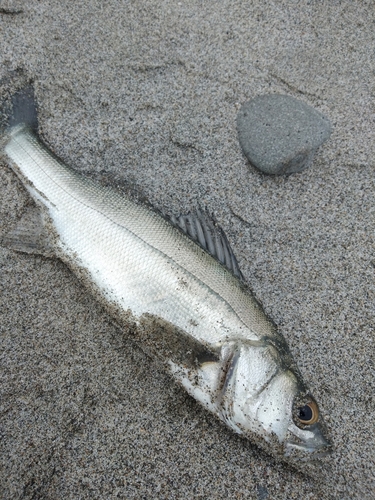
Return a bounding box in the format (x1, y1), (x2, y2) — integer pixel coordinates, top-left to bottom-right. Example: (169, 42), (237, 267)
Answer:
(138, 313), (219, 369)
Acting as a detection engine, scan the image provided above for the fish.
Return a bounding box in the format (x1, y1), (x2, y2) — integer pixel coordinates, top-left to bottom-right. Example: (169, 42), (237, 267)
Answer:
(0, 85), (331, 466)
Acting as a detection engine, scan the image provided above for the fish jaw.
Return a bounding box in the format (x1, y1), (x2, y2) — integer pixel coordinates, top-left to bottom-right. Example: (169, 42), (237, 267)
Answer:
(284, 423), (332, 459)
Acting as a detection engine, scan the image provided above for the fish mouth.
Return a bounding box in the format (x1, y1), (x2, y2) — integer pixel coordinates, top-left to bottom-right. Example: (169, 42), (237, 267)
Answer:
(284, 423), (332, 461)
(284, 441), (332, 461)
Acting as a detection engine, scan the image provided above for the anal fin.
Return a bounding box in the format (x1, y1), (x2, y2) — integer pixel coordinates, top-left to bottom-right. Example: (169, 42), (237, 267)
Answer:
(1, 204), (55, 257)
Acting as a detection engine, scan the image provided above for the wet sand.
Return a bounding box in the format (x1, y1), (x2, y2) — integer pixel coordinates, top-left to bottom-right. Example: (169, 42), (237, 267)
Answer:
(1, 1), (374, 498)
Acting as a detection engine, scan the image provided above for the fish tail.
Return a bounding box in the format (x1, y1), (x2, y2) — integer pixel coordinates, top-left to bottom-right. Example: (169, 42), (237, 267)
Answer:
(7, 84), (38, 132)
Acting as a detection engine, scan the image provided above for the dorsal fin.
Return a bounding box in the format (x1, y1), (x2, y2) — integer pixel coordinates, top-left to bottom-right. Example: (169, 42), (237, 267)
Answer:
(168, 209), (244, 280)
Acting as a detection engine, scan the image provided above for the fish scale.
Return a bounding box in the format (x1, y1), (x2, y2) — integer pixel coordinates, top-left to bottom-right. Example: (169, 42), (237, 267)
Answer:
(5, 126), (271, 346)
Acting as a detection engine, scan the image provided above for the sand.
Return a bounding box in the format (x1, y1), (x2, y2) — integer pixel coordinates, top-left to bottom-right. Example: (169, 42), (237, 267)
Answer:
(1, 1), (374, 498)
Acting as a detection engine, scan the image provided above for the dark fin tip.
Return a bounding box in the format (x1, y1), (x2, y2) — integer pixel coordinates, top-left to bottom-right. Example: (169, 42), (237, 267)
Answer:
(8, 84), (38, 131)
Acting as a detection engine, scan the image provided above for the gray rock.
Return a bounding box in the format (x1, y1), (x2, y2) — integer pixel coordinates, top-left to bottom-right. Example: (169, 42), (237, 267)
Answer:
(237, 94), (331, 175)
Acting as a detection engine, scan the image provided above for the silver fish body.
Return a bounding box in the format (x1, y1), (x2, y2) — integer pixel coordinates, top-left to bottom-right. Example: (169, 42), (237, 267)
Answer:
(2, 118), (331, 464)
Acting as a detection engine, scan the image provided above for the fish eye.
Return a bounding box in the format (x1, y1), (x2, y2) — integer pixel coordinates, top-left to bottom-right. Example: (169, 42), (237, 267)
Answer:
(297, 400), (319, 425)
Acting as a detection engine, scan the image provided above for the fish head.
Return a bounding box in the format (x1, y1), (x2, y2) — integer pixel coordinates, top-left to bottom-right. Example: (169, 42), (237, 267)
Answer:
(220, 342), (332, 463)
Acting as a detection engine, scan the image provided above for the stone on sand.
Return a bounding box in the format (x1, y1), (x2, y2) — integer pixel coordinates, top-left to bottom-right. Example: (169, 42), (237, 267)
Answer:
(237, 94), (331, 175)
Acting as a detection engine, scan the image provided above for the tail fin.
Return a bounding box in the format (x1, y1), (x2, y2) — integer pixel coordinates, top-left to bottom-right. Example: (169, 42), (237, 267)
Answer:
(8, 85), (38, 131)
